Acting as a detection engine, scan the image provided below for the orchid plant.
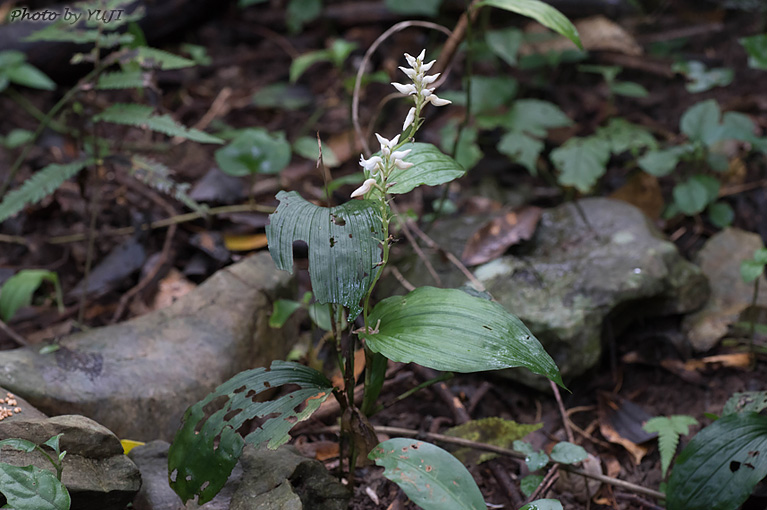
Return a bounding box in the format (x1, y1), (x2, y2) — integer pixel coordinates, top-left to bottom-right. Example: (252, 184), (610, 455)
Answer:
(168, 2), (583, 508)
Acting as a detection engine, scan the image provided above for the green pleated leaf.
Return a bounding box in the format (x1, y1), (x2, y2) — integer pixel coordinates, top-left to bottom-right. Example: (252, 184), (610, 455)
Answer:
(0, 463), (70, 510)
(386, 143), (465, 195)
(476, 0), (582, 50)
(266, 191), (384, 319)
(667, 412), (767, 510)
(369, 438), (485, 510)
(169, 361), (333, 505)
(361, 287), (563, 386)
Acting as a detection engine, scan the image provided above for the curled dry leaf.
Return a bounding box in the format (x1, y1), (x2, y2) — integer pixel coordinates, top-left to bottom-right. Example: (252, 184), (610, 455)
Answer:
(461, 206), (542, 266)
(597, 393), (654, 465)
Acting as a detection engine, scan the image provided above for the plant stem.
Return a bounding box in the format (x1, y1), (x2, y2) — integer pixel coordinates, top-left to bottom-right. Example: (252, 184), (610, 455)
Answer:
(371, 371), (453, 414)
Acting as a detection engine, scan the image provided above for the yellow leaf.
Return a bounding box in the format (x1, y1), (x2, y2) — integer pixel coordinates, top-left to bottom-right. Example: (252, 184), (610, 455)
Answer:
(224, 233), (268, 251)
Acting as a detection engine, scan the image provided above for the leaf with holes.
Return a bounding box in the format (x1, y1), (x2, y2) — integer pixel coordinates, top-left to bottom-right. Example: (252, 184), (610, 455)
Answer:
(723, 391), (767, 416)
(385, 143), (465, 195)
(361, 287), (563, 386)
(266, 191), (383, 319)
(667, 412), (767, 510)
(370, 438), (485, 510)
(168, 361), (333, 505)
(476, 0), (582, 50)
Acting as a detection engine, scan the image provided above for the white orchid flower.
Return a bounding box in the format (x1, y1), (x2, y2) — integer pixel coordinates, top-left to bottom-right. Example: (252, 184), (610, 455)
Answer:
(351, 178), (378, 198)
(402, 107), (416, 130)
(359, 154), (383, 176)
(425, 93), (451, 106)
(391, 82), (417, 95)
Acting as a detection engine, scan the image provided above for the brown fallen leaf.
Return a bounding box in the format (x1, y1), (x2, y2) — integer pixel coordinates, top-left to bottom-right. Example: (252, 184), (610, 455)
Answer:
(597, 393), (654, 465)
(684, 352), (754, 371)
(521, 15), (642, 56)
(330, 348), (366, 390)
(152, 269), (197, 311)
(610, 172), (664, 220)
(461, 206), (542, 266)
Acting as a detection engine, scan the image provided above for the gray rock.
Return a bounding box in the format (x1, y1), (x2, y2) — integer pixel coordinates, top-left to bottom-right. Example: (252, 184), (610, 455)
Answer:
(0, 414), (140, 510)
(129, 442), (349, 510)
(0, 386), (46, 423)
(397, 198), (708, 385)
(0, 252), (297, 441)
(682, 228), (767, 351)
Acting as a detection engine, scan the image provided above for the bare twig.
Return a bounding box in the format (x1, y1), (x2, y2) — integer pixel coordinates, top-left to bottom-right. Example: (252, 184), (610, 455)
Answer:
(0, 319), (29, 347)
(389, 266), (416, 292)
(413, 365), (470, 424)
(525, 464), (559, 503)
(551, 380), (575, 444)
(171, 87), (232, 145)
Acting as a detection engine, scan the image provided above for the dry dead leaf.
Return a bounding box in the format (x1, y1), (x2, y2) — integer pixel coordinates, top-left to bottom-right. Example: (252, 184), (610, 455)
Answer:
(684, 352), (754, 371)
(597, 393), (653, 465)
(556, 454), (602, 502)
(522, 15), (642, 56)
(152, 268), (197, 311)
(223, 233), (268, 252)
(331, 348), (366, 390)
(610, 172), (664, 220)
(461, 206), (542, 266)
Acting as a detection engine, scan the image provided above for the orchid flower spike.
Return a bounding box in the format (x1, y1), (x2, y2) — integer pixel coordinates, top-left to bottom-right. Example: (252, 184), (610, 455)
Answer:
(392, 49), (451, 117)
(351, 178), (377, 198)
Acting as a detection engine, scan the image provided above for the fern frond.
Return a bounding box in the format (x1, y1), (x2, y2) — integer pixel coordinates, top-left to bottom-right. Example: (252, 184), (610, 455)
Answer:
(134, 47), (195, 70)
(0, 159), (93, 224)
(644, 415), (699, 478)
(96, 70), (147, 90)
(129, 155), (208, 215)
(25, 23), (132, 47)
(94, 104), (223, 144)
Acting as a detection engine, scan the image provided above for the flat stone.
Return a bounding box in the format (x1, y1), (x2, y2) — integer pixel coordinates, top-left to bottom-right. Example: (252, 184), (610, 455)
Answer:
(0, 252), (297, 441)
(0, 414), (140, 510)
(682, 228), (767, 351)
(396, 198), (708, 386)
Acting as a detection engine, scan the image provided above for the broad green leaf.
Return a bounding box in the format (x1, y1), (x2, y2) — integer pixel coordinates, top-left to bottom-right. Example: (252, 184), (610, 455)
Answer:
(741, 260), (765, 283)
(361, 287), (563, 385)
(385, 0), (443, 15)
(673, 60), (733, 94)
(2, 128), (34, 149)
(286, 0), (323, 33)
(252, 83), (312, 110)
(6, 63), (56, 90)
(637, 147), (685, 176)
(94, 104), (223, 144)
(513, 440), (549, 471)
(468, 76), (518, 114)
(290, 50), (330, 83)
(169, 361), (332, 504)
(308, 302), (346, 331)
(551, 136), (610, 192)
(708, 201), (734, 228)
(497, 131), (544, 175)
(476, 0), (582, 50)
(266, 191), (383, 319)
(723, 391), (767, 416)
(269, 299), (302, 328)
(667, 412), (767, 510)
(519, 500), (563, 510)
(503, 99), (572, 138)
(439, 125), (484, 172)
(520, 475), (544, 497)
(720, 111), (758, 142)
(369, 438), (485, 510)
(609, 80), (649, 98)
(680, 99), (721, 144)
(756, 248), (767, 265)
(0, 270), (59, 322)
(643, 415), (699, 477)
(0, 51), (25, 68)
(446, 417), (542, 465)
(386, 143), (466, 195)
(596, 118), (658, 155)
(486, 28), (524, 67)
(672, 177), (711, 215)
(215, 128), (291, 176)
(293, 136), (340, 167)
(550, 442), (588, 464)
(328, 39), (358, 68)
(0, 463), (70, 510)
(740, 33), (767, 70)
(0, 438), (37, 453)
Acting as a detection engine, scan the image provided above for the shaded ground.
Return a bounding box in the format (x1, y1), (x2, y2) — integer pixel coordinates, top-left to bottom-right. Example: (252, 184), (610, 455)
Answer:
(1, 0), (767, 508)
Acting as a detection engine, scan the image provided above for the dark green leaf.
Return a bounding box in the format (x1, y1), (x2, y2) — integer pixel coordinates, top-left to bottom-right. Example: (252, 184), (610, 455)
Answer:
(252, 83), (313, 111)
(637, 147), (686, 176)
(0, 463), (70, 510)
(672, 177), (712, 215)
(94, 104), (223, 144)
(741, 260), (765, 284)
(269, 299), (302, 328)
(680, 99), (721, 144)
(503, 99), (572, 138)
(1, 129), (34, 149)
(169, 361), (332, 504)
(96, 70), (146, 90)
(609, 81), (649, 98)
(361, 287), (563, 385)
(6, 63), (56, 90)
(723, 391), (767, 416)
(519, 500), (563, 510)
(740, 34), (767, 70)
(369, 438), (485, 510)
(385, 0), (443, 15)
(286, 0), (323, 33)
(134, 47), (195, 70)
(708, 201), (734, 228)
(551, 136), (610, 192)
(0, 270), (58, 322)
(513, 440), (549, 471)
(469, 76), (518, 114)
(386, 143), (466, 195)
(755, 248), (767, 265)
(476, 0), (582, 50)
(290, 49), (330, 83)
(0, 439), (38, 453)
(595, 118), (658, 155)
(486, 28), (524, 67)
(293, 136), (340, 167)
(667, 412), (767, 510)
(497, 131), (543, 175)
(550, 442), (588, 464)
(215, 128), (291, 176)
(520, 475), (544, 497)
(673, 60), (733, 94)
(266, 191), (383, 319)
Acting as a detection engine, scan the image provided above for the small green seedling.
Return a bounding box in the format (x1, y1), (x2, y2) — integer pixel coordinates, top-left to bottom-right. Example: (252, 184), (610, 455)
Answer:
(642, 415), (698, 479)
(0, 270), (64, 323)
(513, 440), (588, 498)
(0, 434), (70, 510)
